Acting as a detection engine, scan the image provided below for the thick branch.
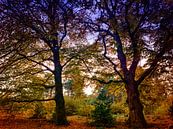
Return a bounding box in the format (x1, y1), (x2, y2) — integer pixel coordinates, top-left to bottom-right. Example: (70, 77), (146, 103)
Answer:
(92, 77), (123, 84)
(30, 83), (55, 89)
(10, 98), (54, 103)
(124, 4), (142, 76)
(59, 8), (68, 48)
(113, 32), (128, 75)
(137, 49), (166, 85)
(102, 36), (125, 82)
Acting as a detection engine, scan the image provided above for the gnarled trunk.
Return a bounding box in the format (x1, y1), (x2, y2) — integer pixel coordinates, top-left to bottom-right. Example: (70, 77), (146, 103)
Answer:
(53, 49), (68, 125)
(126, 83), (147, 128)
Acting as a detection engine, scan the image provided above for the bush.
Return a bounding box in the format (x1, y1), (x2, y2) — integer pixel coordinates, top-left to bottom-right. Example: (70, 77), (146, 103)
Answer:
(77, 104), (94, 117)
(50, 97), (95, 122)
(65, 96), (94, 116)
(111, 102), (128, 115)
(30, 102), (46, 119)
(91, 88), (114, 127)
(154, 96), (173, 116)
(64, 97), (79, 116)
(43, 101), (55, 119)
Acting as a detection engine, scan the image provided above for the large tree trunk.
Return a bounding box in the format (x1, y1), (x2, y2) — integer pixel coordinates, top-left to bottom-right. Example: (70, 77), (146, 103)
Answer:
(54, 72), (68, 125)
(126, 83), (147, 128)
(53, 49), (68, 125)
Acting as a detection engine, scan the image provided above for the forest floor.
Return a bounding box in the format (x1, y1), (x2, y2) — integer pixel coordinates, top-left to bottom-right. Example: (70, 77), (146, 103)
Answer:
(0, 114), (173, 129)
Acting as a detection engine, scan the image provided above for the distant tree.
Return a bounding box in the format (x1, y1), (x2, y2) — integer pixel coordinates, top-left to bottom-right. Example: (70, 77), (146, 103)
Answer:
(80, 0), (173, 128)
(63, 42), (109, 97)
(64, 62), (85, 97)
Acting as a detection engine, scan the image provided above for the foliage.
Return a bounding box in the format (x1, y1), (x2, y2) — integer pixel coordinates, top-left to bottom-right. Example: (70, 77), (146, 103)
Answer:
(42, 101), (55, 119)
(64, 96), (94, 117)
(91, 88), (114, 127)
(154, 96), (173, 116)
(30, 102), (46, 119)
(77, 100), (95, 117)
(104, 83), (128, 116)
(140, 80), (167, 115)
(111, 102), (128, 116)
(64, 97), (79, 116)
(0, 0), (173, 127)
(136, 67), (167, 115)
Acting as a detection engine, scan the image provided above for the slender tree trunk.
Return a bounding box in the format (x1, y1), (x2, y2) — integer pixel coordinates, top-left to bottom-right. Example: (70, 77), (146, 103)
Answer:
(126, 82), (147, 128)
(53, 48), (68, 125)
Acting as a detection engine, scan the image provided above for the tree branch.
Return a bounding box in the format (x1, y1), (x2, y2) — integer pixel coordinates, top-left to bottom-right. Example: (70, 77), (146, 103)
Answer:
(124, 3), (143, 76)
(18, 53), (54, 73)
(92, 77), (123, 84)
(10, 98), (55, 103)
(62, 56), (76, 69)
(113, 32), (128, 76)
(29, 83), (55, 89)
(102, 36), (125, 82)
(136, 49), (166, 85)
(59, 6), (68, 48)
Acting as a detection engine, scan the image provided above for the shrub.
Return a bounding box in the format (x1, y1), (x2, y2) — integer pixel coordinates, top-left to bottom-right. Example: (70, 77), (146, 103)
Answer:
(30, 102), (46, 119)
(91, 88), (114, 127)
(64, 97), (79, 116)
(111, 102), (128, 115)
(64, 96), (95, 116)
(154, 96), (173, 116)
(43, 101), (55, 119)
(77, 104), (94, 117)
(51, 97), (95, 122)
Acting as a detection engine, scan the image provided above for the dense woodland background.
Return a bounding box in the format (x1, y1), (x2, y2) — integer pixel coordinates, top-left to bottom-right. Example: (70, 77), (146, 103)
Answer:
(0, 0), (173, 128)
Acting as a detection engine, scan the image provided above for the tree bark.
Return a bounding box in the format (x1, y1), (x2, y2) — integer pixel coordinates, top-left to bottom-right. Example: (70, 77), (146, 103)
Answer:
(53, 48), (68, 125)
(126, 82), (147, 128)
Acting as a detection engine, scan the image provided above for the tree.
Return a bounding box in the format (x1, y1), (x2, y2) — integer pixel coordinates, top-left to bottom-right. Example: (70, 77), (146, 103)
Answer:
(0, 0), (84, 125)
(91, 87), (114, 127)
(0, 42), (56, 115)
(81, 0), (173, 128)
(63, 41), (109, 97)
